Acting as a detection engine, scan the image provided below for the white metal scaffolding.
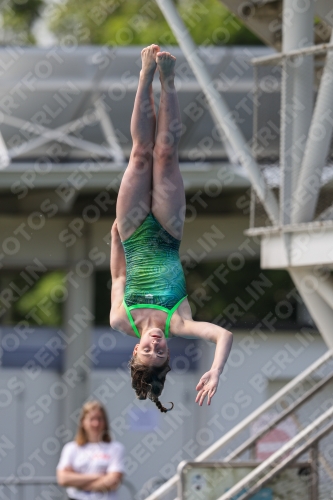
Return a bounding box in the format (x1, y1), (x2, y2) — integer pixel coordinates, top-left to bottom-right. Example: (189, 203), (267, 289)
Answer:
(147, 0), (333, 499)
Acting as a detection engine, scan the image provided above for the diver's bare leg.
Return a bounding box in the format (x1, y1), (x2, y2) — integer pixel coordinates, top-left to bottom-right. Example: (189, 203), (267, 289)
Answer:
(152, 51), (185, 240)
(116, 44), (160, 241)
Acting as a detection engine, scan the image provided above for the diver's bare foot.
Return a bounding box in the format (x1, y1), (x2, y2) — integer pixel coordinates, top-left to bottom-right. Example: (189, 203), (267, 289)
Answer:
(156, 51), (176, 83)
(140, 44), (160, 82)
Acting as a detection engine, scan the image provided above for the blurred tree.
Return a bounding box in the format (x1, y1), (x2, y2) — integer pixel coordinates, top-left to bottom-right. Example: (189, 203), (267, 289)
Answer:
(49, 0), (263, 46)
(1, 0), (263, 46)
(1, 0), (44, 44)
(12, 271), (65, 326)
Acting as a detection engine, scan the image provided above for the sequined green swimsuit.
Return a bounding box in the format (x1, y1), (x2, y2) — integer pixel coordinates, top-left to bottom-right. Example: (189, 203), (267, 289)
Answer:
(122, 213), (187, 338)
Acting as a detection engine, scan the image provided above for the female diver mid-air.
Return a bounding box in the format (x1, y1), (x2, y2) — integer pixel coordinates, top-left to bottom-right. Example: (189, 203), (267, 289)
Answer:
(110, 45), (233, 412)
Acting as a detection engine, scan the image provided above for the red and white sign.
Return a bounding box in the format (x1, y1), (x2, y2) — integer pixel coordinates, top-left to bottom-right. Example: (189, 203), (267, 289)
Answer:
(251, 413), (298, 461)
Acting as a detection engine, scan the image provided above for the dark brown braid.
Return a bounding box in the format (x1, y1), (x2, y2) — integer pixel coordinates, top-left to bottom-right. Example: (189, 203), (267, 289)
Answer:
(129, 356), (174, 413)
(151, 398), (174, 413)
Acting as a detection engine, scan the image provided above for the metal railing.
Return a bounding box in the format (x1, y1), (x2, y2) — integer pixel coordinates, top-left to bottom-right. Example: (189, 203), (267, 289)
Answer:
(0, 477), (136, 499)
(144, 350), (333, 499)
(178, 461), (315, 500)
(251, 42), (333, 66)
(169, 355), (333, 500)
(216, 406), (333, 500)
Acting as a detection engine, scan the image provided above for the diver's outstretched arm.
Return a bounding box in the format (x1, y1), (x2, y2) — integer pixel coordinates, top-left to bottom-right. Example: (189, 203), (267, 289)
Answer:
(195, 331), (233, 406)
(175, 319), (233, 406)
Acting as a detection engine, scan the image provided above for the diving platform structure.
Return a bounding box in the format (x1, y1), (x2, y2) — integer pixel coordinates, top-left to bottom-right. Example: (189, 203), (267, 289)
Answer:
(143, 0), (333, 499)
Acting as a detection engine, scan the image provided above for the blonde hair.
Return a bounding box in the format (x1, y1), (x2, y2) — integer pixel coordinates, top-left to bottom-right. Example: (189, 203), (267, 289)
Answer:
(75, 400), (111, 446)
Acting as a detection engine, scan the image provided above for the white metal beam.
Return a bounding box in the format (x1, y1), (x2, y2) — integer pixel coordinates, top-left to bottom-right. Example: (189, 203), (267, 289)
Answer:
(94, 98), (125, 163)
(281, 0), (314, 224)
(252, 43), (333, 66)
(286, 0), (314, 189)
(62, 227), (94, 435)
(155, 0), (279, 225)
(0, 131), (9, 169)
(289, 267), (333, 350)
(1, 113), (114, 159)
(293, 29), (333, 223)
(279, 58), (293, 224)
(0, 162), (250, 191)
(259, 224), (333, 268)
(0, 78), (262, 93)
(246, 220), (333, 236)
(5, 112), (99, 158)
(314, 275), (333, 310)
(2, 115), (110, 158)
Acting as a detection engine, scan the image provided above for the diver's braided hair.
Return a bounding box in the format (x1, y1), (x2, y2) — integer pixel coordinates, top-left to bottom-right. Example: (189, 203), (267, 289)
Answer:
(129, 356), (174, 413)
(151, 397), (174, 413)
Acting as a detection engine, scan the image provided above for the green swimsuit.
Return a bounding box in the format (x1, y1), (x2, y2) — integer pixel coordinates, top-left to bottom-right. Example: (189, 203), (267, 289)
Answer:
(122, 213), (187, 338)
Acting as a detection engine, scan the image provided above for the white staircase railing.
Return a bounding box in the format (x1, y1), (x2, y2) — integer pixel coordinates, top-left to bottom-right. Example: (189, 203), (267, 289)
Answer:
(216, 406), (333, 500)
(144, 350), (333, 500)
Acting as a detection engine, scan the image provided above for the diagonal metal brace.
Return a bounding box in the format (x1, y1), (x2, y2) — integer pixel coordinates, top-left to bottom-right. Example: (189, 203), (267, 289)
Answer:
(155, 0), (279, 225)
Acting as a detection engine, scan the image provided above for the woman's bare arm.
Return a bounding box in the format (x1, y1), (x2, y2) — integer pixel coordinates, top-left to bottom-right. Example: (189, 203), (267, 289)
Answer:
(57, 468), (102, 488)
(176, 319), (233, 406)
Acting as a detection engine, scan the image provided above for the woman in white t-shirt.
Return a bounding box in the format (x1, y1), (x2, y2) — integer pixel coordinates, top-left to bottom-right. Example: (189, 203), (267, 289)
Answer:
(56, 400), (125, 500)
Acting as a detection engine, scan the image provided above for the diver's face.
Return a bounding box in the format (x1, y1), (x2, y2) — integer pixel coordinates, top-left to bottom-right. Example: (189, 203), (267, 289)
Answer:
(133, 328), (169, 367)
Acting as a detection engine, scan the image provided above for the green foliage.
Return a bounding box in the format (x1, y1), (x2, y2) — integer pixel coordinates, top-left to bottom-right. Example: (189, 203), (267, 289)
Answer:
(1, 0), (44, 44)
(49, 0), (263, 46)
(2, 0), (263, 46)
(13, 271), (65, 326)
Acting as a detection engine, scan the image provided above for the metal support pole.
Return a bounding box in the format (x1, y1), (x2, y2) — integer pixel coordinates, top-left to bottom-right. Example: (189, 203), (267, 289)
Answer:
(314, 275), (333, 309)
(155, 0), (279, 225)
(62, 225), (94, 435)
(288, 0), (314, 192)
(252, 65), (259, 163)
(252, 43), (333, 67)
(0, 132), (9, 169)
(279, 57), (294, 225)
(293, 29), (333, 223)
(289, 267), (333, 350)
(281, 0), (314, 224)
(310, 444), (319, 500)
(94, 98), (125, 163)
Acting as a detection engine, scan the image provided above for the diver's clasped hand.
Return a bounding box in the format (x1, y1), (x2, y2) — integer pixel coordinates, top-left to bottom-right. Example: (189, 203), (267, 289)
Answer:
(195, 369), (220, 406)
